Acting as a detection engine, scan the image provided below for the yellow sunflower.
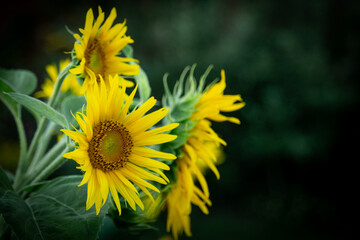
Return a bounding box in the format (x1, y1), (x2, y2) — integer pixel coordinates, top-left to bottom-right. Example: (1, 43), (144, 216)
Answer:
(70, 6), (139, 91)
(184, 70), (245, 181)
(165, 69), (245, 239)
(35, 59), (82, 98)
(61, 75), (179, 215)
(166, 161), (212, 240)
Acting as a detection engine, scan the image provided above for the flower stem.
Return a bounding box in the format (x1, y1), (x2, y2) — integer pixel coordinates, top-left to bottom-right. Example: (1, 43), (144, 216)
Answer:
(12, 108), (27, 190)
(28, 121), (57, 170)
(24, 63), (72, 167)
(30, 145), (69, 185)
(24, 138), (67, 187)
(13, 63), (72, 190)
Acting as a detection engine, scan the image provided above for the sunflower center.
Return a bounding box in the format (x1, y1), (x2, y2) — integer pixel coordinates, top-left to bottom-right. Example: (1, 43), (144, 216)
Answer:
(88, 120), (133, 171)
(85, 39), (106, 78)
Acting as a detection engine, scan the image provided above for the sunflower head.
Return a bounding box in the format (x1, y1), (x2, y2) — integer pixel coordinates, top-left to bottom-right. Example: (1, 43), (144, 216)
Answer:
(162, 65), (245, 154)
(162, 65), (245, 239)
(62, 75), (178, 215)
(35, 59), (82, 99)
(69, 6), (139, 91)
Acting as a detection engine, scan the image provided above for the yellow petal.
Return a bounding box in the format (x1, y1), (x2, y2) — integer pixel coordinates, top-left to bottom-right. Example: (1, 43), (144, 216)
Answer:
(127, 108), (170, 135)
(124, 97), (157, 125)
(96, 169), (109, 205)
(134, 134), (177, 146)
(78, 165), (93, 187)
(129, 154), (170, 171)
(132, 147), (176, 160)
(107, 174), (122, 215)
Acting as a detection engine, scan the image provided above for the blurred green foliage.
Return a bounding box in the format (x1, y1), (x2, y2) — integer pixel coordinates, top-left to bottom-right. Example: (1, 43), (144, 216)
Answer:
(0, 0), (358, 239)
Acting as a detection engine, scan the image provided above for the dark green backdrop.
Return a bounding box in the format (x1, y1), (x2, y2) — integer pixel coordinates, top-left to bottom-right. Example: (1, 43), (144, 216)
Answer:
(0, 0), (358, 239)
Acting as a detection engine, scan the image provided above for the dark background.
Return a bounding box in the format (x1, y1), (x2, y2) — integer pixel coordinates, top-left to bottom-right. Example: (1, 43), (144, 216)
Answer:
(0, 0), (358, 239)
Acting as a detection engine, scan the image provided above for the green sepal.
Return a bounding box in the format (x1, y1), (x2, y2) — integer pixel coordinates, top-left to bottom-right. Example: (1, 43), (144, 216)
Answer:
(69, 50), (85, 85)
(162, 65), (205, 124)
(161, 65), (217, 158)
(122, 45), (134, 58)
(107, 207), (157, 234)
(107, 191), (157, 235)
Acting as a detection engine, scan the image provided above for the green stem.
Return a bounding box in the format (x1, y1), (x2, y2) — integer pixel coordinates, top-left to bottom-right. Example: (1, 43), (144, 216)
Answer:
(47, 63), (72, 107)
(23, 118), (47, 170)
(24, 63), (72, 169)
(13, 108), (27, 189)
(14, 109), (27, 169)
(24, 139), (67, 186)
(29, 121), (57, 170)
(14, 63), (72, 190)
(30, 145), (69, 185)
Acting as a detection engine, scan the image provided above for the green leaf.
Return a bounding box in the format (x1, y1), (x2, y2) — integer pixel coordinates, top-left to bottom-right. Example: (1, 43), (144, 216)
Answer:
(27, 175), (108, 240)
(0, 68), (37, 95)
(7, 92), (67, 127)
(61, 95), (86, 125)
(0, 173), (108, 240)
(19, 181), (49, 193)
(0, 167), (45, 240)
(136, 67), (152, 103)
(0, 167), (13, 191)
(122, 45), (151, 103)
(0, 78), (19, 117)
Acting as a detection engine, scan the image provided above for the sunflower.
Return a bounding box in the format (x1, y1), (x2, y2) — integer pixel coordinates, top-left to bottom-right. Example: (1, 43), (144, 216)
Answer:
(70, 7), (139, 91)
(61, 75), (179, 215)
(182, 69), (245, 182)
(166, 161), (212, 240)
(35, 59), (82, 99)
(164, 68), (245, 239)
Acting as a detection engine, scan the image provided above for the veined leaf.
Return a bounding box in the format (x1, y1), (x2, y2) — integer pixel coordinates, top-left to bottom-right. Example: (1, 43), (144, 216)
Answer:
(27, 175), (108, 240)
(0, 167), (44, 240)
(0, 172), (108, 240)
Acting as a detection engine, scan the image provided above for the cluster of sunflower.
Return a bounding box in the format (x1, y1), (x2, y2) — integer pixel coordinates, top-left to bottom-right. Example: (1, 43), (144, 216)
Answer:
(0, 7), (244, 240)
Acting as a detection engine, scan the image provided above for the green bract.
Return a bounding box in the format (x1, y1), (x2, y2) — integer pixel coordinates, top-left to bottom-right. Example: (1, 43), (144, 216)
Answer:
(161, 65), (214, 155)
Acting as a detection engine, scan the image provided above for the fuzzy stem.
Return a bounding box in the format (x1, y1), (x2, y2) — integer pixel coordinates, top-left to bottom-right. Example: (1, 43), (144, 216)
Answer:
(24, 63), (71, 168)
(24, 138), (67, 187)
(30, 145), (69, 185)
(12, 108), (27, 189)
(28, 121), (57, 170)
(14, 63), (72, 191)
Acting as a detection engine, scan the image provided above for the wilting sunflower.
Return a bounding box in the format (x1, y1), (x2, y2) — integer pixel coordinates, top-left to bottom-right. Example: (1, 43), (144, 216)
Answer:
(35, 59), (82, 99)
(61, 75), (178, 215)
(166, 161), (212, 240)
(70, 7), (139, 91)
(180, 69), (245, 184)
(164, 68), (245, 239)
